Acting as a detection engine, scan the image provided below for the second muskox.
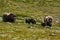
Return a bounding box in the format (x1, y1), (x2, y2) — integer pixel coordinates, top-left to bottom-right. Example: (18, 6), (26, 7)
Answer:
(25, 18), (36, 24)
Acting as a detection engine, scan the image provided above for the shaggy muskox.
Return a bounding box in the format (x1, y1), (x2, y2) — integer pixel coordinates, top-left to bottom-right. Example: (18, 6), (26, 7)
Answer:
(2, 13), (16, 22)
(41, 16), (53, 27)
(25, 18), (36, 24)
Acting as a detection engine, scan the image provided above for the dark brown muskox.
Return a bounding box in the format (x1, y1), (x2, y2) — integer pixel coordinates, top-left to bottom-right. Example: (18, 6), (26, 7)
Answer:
(25, 18), (36, 24)
(2, 13), (16, 22)
(41, 16), (53, 27)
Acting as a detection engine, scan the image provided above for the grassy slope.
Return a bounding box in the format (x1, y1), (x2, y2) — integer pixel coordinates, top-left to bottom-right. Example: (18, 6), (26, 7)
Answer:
(0, 0), (60, 16)
(0, 0), (60, 40)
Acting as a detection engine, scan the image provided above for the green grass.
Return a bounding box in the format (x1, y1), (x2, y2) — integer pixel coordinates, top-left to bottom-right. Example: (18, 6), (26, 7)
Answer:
(0, 22), (60, 40)
(0, 0), (60, 40)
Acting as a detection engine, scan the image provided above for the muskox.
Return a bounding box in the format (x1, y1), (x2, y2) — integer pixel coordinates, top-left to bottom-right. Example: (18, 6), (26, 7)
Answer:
(41, 16), (53, 27)
(2, 13), (16, 22)
(25, 18), (36, 24)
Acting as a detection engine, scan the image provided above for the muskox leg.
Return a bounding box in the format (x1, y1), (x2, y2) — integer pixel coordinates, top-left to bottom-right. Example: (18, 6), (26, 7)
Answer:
(47, 22), (52, 28)
(48, 23), (52, 27)
(8, 18), (15, 22)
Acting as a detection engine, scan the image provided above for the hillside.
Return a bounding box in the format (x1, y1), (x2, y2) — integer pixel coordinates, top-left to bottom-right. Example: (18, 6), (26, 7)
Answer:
(0, 0), (60, 16)
(0, 0), (60, 40)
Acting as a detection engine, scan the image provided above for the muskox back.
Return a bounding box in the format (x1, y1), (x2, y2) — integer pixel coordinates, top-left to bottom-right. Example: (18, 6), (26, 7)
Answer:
(7, 13), (16, 22)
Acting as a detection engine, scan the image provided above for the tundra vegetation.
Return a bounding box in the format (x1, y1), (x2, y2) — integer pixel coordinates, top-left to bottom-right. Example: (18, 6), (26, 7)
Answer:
(0, 0), (60, 40)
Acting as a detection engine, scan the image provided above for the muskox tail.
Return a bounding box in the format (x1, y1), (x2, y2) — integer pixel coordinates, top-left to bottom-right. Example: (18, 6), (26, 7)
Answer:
(25, 19), (30, 24)
(2, 15), (8, 22)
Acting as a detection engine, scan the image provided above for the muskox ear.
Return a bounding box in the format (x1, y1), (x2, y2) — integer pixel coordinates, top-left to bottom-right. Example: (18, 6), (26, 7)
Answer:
(2, 14), (8, 22)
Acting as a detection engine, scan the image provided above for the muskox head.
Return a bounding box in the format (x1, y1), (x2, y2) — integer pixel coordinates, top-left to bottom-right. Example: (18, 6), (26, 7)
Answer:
(2, 13), (16, 23)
